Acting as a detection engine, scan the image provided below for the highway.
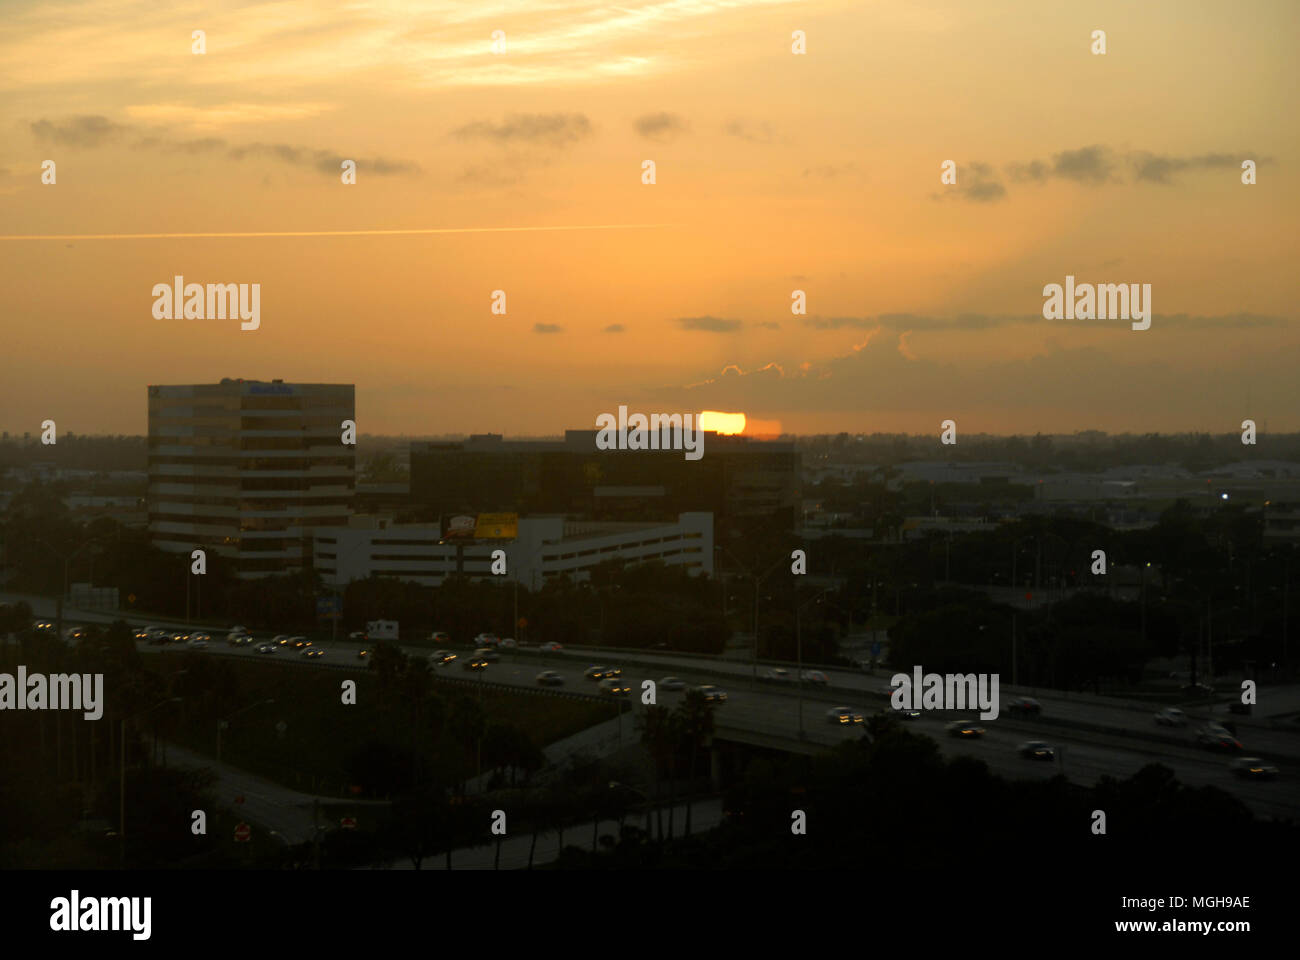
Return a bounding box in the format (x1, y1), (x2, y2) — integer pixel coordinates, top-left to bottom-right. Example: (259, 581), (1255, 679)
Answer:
(7, 591), (1298, 821)
(138, 632), (1300, 820)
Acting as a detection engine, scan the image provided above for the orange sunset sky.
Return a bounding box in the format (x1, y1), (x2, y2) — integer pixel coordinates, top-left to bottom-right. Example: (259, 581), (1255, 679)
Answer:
(1, 0), (1297, 437)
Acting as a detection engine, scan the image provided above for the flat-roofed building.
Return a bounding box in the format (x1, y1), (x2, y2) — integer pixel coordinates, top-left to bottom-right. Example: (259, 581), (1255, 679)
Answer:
(147, 378), (355, 578)
(410, 430), (799, 534)
(314, 512), (713, 589)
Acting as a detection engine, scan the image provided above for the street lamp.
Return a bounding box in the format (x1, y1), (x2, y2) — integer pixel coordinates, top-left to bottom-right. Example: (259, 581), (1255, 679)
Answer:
(716, 544), (787, 684)
(25, 535), (103, 643)
(794, 587), (834, 737)
(217, 698), (276, 766)
(120, 697), (182, 865)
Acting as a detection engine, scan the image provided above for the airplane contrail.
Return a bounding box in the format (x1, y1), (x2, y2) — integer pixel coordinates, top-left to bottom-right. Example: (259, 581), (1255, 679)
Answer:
(0, 223), (677, 241)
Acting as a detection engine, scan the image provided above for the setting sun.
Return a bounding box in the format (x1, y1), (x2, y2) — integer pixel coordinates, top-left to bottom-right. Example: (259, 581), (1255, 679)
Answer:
(699, 411), (746, 435)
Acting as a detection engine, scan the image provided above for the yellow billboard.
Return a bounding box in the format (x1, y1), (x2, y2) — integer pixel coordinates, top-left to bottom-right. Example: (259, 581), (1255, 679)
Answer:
(474, 513), (518, 539)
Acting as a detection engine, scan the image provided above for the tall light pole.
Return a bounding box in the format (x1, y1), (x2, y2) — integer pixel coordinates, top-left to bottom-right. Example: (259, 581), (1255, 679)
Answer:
(27, 535), (101, 645)
(795, 587), (833, 737)
(716, 545), (786, 683)
(217, 698), (276, 766)
(120, 697), (182, 866)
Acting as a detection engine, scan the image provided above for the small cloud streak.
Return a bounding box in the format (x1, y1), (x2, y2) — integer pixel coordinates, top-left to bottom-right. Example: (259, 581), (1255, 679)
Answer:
(634, 112), (687, 142)
(452, 113), (593, 147)
(678, 315), (742, 332)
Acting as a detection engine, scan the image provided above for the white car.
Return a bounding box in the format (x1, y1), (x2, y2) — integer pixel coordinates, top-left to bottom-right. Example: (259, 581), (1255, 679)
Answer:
(474, 633), (500, 647)
(539, 642), (563, 653)
(1154, 707), (1189, 727)
(255, 643), (276, 654)
(499, 638), (517, 649)
(801, 670), (829, 686)
(186, 634), (210, 648)
(227, 631), (252, 646)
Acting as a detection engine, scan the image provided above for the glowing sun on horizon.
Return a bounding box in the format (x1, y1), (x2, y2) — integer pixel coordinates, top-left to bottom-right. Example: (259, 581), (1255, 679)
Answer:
(699, 411), (746, 434)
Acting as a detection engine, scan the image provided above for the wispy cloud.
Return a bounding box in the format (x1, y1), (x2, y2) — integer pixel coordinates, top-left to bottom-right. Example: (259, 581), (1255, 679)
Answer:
(603, 323), (626, 333)
(804, 312), (1289, 330)
(534, 323), (563, 334)
(1003, 145), (1268, 188)
(29, 114), (420, 175)
(452, 113), (593, 147)
(1129, 151), (1250, 184)
(678, 315), (743, 332)
(634, 112), (688, 142)
(30, 115), (130, 147)
(723, 119), (776, 144)
(931, 161), (1006, 203)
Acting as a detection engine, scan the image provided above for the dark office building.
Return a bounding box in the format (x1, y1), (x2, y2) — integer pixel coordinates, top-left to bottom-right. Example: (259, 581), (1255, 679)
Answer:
(410, 430), (800, 535)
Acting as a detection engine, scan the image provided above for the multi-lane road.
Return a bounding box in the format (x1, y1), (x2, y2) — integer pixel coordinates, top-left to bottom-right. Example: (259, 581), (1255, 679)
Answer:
(7, 591), (1298, 821)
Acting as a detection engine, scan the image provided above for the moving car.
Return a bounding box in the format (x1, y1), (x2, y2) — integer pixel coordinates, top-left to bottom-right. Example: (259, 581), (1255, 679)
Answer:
(227, 631), (253, 646)
(429, 650), (457, 665)
(1154, 707), (1188, 727)
(302, 648), (324, 659)
(356, 648), (371, 660)
(474, 647), (500, 662)
(659, 677), (686, 691)
(536, 670), (565, 686)
(474, 633), (500, 647)
(64, 626), (87, 642)
(499, 638), (517, 649)
(33, 621), (56, 634)
(539, 642), (564, 653)
(428, 631), (450, 644)
(463, 656), (489, 671)
(1007, 697), (1042, 717)
(584, 665), (622, 680)
(186, 634), (209, 648)
(1228, 757), (1278, 780)
(800, 670), (829, 686)
(946, 720), (985, 738)
(290, 637), (312, 649)
(891, 706), (922, 720)
(693, 684), (728, 704)
(255, 643), (276, 654)
(825, 706), (865, 725)
(272, 635), (293, 647)
(1018, 740), (1055, 761)
(349, 631), (369, 643)
(147, 628), (173, 645)
(134, 626), (151, 640)
(1196, 726), (1243, 752)
(761, 668), (795, 685)
(597, 678), (631, 696)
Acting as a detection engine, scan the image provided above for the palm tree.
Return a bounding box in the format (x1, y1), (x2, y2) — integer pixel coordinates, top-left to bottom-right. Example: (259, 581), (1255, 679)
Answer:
(674, 688), (714, 836)
(637, 704), (676, 840)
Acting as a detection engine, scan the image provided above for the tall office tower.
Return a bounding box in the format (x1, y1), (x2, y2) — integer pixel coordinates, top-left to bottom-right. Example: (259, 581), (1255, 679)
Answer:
(147, 378), (355, 578)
